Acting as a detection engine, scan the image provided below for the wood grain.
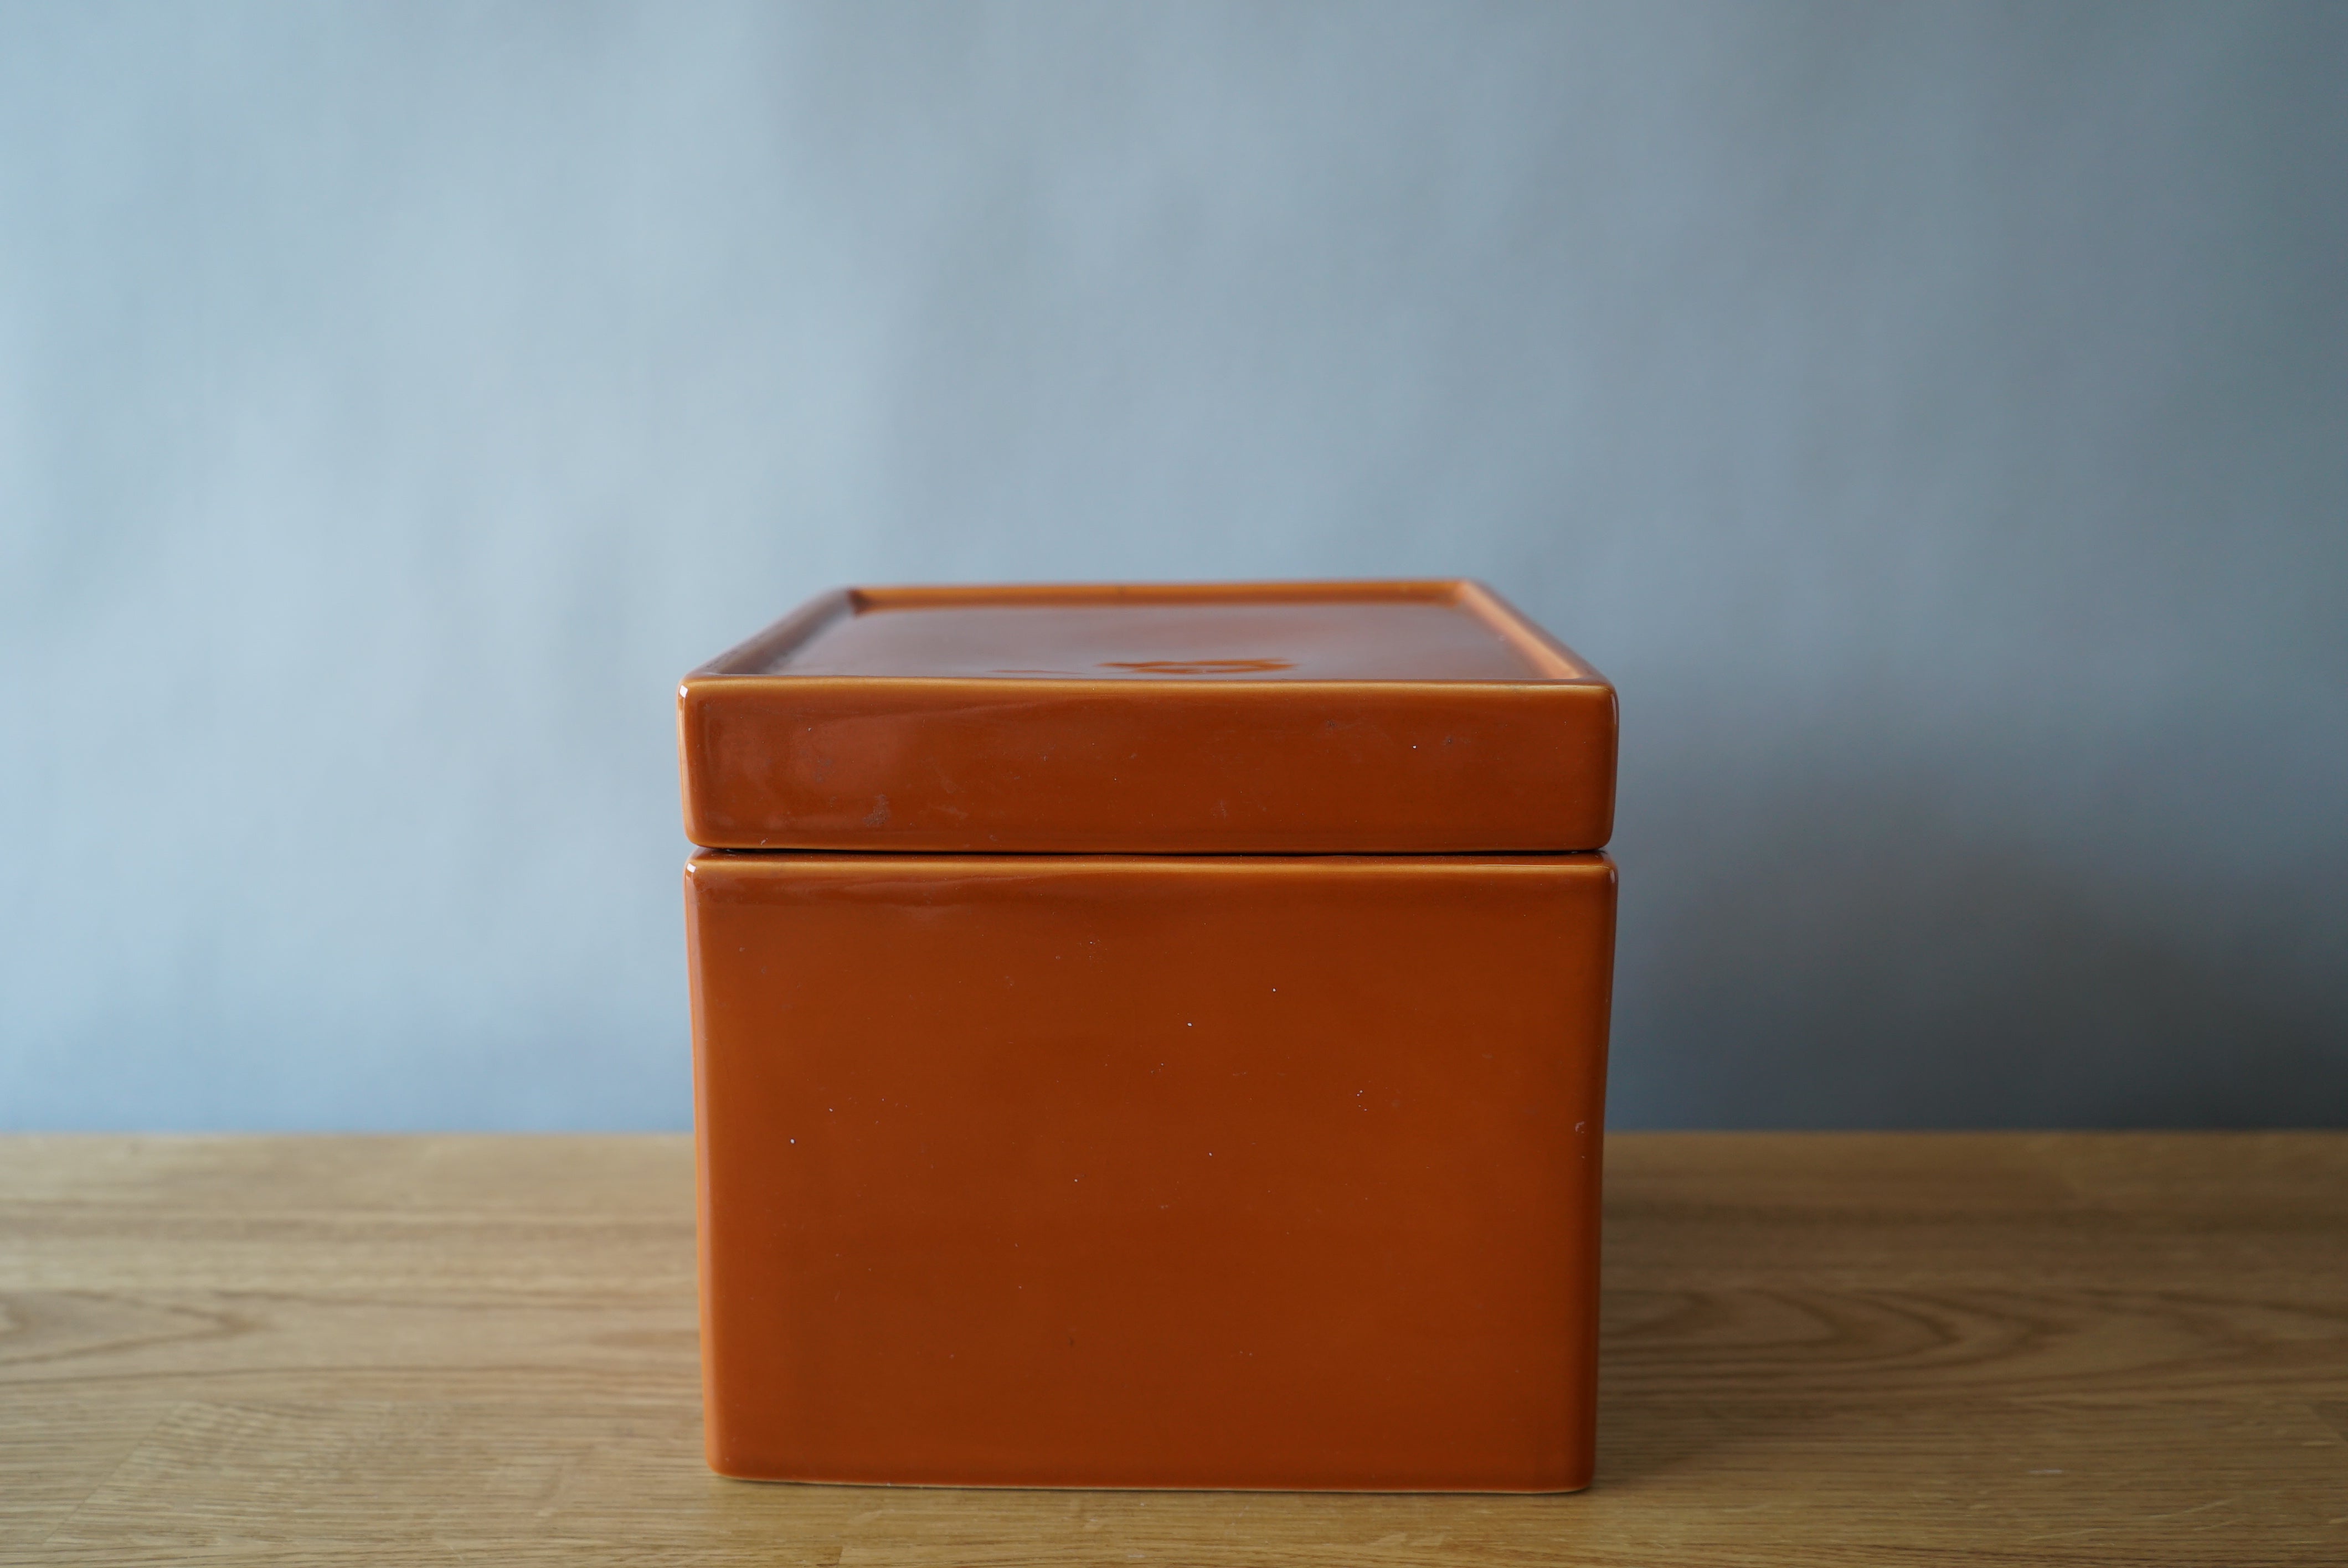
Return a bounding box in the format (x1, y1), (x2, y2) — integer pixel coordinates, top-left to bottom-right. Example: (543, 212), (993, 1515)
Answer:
(3, 1133), (2342, 1564)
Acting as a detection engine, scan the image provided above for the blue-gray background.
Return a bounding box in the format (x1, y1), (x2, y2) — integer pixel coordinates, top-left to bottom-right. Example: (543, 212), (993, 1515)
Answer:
(3, 1), (2342, 1131)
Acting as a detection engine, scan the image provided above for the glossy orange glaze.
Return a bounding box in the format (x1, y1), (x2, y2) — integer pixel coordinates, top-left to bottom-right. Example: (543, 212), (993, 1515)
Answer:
(686, 851), (1616, 1492)
(681, 580), (1619, 1490)
(678, 581), (1616, 854)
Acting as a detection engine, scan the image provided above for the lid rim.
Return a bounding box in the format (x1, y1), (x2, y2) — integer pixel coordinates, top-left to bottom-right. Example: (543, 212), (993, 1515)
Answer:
(693, 578), (1607, 686)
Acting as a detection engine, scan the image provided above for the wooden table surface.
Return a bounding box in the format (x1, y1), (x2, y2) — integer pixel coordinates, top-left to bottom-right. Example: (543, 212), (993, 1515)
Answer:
(2, 1133), (2342, 1565)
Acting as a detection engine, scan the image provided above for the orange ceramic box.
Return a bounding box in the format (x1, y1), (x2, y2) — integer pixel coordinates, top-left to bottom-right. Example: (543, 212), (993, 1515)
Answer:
(678, 582), (1618, 1492)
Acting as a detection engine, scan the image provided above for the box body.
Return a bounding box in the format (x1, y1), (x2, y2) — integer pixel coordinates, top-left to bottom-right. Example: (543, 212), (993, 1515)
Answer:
(687, 850), (1615, 1491)
(679, 581), (1619, 1492)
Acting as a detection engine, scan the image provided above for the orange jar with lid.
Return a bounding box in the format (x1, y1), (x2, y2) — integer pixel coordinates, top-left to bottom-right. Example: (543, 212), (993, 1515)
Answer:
(678, 581), (1618, 1492)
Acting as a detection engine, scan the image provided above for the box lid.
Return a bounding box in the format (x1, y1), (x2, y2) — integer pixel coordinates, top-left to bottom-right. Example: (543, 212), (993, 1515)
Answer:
(677, 580), (1615, 853)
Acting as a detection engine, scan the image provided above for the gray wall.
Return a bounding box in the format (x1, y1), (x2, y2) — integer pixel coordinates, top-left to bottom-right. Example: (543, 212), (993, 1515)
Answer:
(2, 1), (2342, 1130)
